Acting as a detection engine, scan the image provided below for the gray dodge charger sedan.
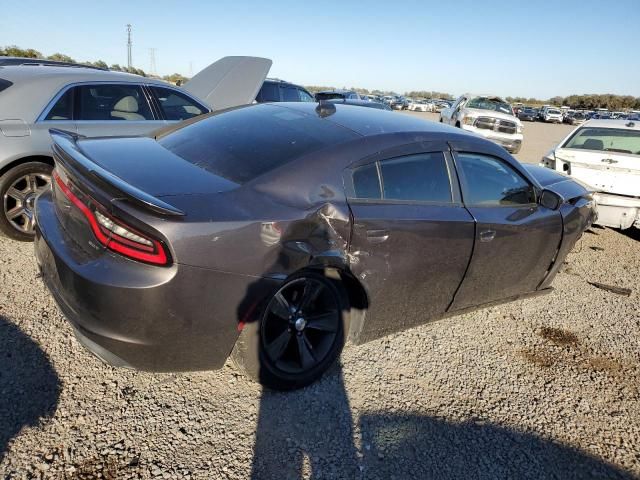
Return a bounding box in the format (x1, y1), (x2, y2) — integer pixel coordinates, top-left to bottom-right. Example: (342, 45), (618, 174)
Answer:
(34, 102), (595, 390)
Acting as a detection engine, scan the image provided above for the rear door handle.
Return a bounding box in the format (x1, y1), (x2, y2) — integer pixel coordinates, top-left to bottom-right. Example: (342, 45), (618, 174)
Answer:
(479, 230), (496, 242)
(366, 229), (389, 244)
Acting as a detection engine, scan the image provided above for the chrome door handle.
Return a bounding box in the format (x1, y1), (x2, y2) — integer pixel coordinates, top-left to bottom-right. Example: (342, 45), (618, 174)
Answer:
(479, 230), (496, 242)
(366, 229), (389, 244)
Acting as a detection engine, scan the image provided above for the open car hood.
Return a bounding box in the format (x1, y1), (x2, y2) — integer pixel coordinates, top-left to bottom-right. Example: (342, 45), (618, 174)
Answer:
(182, 56), (272, 111)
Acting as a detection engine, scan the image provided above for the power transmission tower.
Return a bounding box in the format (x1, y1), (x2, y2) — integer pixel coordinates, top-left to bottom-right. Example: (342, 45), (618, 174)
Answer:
(149, 48), (157, 76)
(126, 24), (132, 69)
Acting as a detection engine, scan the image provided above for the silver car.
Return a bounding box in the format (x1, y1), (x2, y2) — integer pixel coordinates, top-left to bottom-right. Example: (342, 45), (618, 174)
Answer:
(0, 56), (271, 240)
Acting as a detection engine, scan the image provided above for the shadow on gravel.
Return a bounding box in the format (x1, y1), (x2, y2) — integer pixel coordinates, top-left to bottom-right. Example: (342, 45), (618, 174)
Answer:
(358, 414), (635, 480)
(251, 366), (358, 480)
(0, 315), (61, 461)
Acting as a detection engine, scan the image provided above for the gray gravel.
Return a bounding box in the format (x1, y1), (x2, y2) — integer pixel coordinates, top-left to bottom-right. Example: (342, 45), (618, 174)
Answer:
(1, 226), (639, 479)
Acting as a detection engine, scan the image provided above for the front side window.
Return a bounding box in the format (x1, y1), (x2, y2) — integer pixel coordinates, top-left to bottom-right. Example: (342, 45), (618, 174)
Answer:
(76, 84), (153, 121)
(298, 89), (314, 102)
(282, 86), (300, 102)
(256, 82), (280, 102)
(150, 86), (206, 121)
(562, 127), (640, 155)
(457, 153), (535, 206)
(45, 88), (73, 120)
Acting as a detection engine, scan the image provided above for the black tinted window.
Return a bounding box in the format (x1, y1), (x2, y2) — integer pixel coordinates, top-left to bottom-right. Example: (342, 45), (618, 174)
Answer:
(380, 153), (451, 202)
(76, 84), (153, 121)
(352, 163), (381, 199)
(282, 87), (300, 102)
(158, 104), (358, 184)
(457, 153), (535, 205)
(151, 86), (206, 121)
(0, 78), (12, 94)
(256, 82), (280, 102)
(45, 88), (73, 120)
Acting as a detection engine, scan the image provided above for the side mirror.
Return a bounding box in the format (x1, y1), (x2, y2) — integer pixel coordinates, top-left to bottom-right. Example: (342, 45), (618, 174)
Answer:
(539, 189), (562, 210)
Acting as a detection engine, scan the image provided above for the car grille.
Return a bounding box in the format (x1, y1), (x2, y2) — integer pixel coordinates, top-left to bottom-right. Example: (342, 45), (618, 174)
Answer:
(475, 117), (517, 134)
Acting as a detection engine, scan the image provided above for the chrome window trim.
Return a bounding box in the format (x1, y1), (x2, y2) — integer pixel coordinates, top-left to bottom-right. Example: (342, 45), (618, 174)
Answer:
(37, 81), (210, 123)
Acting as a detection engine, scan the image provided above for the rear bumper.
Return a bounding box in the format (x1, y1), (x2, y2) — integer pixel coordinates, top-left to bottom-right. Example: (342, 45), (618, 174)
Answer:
(34, 190), (278, 372)
(593, 192), (640, 230)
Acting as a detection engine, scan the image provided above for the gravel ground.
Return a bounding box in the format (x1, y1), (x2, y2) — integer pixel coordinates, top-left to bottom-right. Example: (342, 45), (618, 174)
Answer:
(401, 111), (575, 165)
(1, 224), (639, 478)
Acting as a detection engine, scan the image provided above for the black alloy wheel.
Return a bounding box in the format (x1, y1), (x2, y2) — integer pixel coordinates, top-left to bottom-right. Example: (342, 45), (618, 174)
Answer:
(231, 272), (347, 390)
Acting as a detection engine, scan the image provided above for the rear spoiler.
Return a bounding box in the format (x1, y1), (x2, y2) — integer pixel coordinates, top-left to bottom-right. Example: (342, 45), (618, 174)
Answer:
(49, 129), (185, 217)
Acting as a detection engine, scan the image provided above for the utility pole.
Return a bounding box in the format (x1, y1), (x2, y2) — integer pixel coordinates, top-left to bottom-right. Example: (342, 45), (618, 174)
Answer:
(126, 24), (132, 69)
(149, 48), (157, 76)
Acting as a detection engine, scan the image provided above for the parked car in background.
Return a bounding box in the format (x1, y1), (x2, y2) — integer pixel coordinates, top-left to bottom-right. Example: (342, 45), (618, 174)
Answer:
(0, 56), (271, 240)
(254, 78), (314, 103)
(408, 99), (434, 112)
(390, 98), (408, 110)
(315, 89), (361, 101)
(564, 112), (587, 125)
(518, 108), (538, 122)
(440, 94), (523, 154)
(541, 119), (640, 230)
(543, 108), (563, 123)
(35, 102), (595, 390)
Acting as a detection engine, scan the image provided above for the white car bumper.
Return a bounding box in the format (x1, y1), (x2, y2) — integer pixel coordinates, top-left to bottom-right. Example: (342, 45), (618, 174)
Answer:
(461, 125), (524, 153)
(593, 193), (640, 230)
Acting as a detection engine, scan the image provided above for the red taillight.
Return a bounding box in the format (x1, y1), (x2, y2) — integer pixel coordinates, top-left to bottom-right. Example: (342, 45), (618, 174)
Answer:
(53, 170), (169, 266)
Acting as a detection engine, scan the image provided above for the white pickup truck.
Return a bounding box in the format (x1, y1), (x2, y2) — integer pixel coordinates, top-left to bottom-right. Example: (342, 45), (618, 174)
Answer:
(540, 119), (640, 230)
(440, 94), (523, 154)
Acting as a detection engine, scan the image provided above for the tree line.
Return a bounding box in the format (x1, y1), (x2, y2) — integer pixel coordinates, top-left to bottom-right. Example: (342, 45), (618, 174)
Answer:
(0, 45), (189, 84)
(3, 45), (639, 109)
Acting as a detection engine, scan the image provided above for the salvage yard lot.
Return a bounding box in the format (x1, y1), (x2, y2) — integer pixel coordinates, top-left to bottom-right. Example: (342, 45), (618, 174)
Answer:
(1, 117), (639, 479)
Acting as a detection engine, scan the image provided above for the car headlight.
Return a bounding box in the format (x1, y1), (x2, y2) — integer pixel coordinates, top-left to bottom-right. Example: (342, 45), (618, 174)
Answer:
(463, 116), (476, 126)
(517, 124), (523, 134)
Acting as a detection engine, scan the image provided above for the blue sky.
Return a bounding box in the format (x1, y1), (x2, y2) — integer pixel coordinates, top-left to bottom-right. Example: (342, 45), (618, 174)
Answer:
(1, 0), (639, 98)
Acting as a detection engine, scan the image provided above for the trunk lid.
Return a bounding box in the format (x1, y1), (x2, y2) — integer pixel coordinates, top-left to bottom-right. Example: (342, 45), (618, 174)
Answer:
(554, 147), (640, 197)
(182, 56), (272, 110)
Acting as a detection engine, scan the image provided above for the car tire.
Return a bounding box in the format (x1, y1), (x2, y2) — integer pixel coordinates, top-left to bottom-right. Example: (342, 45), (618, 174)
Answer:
(0, 161), (53, 242)
(231, 271), (348, 390)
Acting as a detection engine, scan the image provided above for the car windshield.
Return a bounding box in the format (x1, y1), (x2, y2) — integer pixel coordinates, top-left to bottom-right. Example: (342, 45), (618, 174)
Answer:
(563, 127), (640, 155)
(548, 109), (561, 115)
(466, 97), (513, 115)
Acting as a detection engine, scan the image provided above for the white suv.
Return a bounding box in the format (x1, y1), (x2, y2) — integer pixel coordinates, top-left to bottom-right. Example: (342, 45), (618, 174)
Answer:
(440, 94), (523, 154)
(543, 108), (563, 123)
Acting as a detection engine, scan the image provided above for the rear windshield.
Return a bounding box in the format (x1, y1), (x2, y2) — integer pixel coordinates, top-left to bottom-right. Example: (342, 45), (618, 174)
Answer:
(563, 127), (640, 155)
(158, 104), (358, 184)
(0, 78), (13, 94)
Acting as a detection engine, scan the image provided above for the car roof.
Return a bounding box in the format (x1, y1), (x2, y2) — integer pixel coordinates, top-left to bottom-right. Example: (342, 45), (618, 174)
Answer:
(582, 119), (640, 130)
(0, 65), (151, 83)
(0, 56), (107, 70)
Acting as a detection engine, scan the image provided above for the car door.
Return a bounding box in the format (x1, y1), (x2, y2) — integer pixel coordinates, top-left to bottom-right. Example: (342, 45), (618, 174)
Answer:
(449, 150), (562, 311)
(346, 144), (476, 342)
(73, 83), (164, 138)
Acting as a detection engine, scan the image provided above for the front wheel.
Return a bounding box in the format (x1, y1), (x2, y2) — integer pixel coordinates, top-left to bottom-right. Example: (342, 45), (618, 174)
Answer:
(232, 272), (347, 390)
(0, 162), (52, 241)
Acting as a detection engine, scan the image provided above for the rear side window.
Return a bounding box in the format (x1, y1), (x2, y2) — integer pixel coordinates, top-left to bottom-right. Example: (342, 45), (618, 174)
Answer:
(350, 153), (452, 203)
(457, 153), (535, 205)
(380, 153), (452, 202)
(150, 86), (206, 121)
(158, 104), (357, 184)
(76, 84), (153, 121)
(256, 82), (280, 102)
(45, 88), (73, 120)
(0, 78), (13, 94)
(282, 86), (300, 102)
